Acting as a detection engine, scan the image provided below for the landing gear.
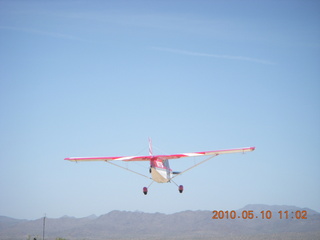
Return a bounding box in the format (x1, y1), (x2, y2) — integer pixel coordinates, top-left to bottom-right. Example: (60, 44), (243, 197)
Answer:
(142, 182), (182, 194)
(171, 180), (184, 193)
(143, 181), (154, 195)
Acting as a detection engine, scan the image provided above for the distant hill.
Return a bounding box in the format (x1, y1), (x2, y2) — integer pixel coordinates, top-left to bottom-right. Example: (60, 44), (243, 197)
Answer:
(0, 204), (319, 240)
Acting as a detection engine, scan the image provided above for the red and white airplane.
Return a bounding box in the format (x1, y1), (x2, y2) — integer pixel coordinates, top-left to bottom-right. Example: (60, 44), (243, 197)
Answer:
(65, 139), (255, 195)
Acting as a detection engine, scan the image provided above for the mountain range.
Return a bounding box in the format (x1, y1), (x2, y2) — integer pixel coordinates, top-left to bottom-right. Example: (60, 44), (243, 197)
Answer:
(1, 204), (319, 240)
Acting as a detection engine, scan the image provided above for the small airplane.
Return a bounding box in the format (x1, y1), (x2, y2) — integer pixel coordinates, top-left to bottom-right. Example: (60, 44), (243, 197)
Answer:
(65, 139), (255, 195)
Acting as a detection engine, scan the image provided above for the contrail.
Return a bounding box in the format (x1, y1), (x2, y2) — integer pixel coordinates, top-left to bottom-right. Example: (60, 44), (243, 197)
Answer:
(0, 26), (83, 41)
(152, 47), (275, 65)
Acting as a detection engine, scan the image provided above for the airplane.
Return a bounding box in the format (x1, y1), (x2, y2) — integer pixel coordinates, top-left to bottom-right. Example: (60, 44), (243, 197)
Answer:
(64, 139), (255, 195)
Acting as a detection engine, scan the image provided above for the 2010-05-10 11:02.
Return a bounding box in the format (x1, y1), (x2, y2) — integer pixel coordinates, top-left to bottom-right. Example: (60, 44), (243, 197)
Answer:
(212, 210), (308, 220)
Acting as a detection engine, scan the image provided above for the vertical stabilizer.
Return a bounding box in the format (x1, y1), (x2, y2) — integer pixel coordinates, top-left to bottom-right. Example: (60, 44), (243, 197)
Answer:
(148, 138), (153, 156)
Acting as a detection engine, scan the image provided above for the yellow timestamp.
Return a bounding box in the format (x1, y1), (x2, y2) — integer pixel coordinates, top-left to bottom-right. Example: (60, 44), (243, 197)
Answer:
(212, 210), (307, 220)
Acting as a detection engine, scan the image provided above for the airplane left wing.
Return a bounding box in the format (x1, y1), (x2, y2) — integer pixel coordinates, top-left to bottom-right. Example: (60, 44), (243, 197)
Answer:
(64, 155), (153, 162)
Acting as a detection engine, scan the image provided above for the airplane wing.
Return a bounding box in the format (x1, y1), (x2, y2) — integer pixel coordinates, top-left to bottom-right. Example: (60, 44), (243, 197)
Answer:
(64, 147), (255, 162)
(64, 155), (152, 162)
(156, 147), (255, 160)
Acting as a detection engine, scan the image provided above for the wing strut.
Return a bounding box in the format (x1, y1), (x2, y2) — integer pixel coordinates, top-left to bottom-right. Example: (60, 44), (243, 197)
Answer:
(171, 154), (218, 180)
(106, 161), (151, 180)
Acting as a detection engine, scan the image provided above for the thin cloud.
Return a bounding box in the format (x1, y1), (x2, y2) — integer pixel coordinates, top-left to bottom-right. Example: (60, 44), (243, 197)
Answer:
(153, 47), (275, 65)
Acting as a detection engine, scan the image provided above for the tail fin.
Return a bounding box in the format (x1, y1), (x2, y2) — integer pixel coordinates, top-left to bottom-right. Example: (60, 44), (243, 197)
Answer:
(148, 138), (153, 156)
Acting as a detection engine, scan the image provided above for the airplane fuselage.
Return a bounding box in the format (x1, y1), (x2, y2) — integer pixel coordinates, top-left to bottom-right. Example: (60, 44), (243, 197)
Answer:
(150, 158), (172, 183)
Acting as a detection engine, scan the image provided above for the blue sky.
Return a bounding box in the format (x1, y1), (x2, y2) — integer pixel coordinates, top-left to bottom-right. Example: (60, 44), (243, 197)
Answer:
(0, 0), (319, 220)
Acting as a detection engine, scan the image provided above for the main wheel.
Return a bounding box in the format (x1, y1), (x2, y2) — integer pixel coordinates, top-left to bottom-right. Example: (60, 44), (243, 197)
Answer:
(143, 187), (148, 195)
